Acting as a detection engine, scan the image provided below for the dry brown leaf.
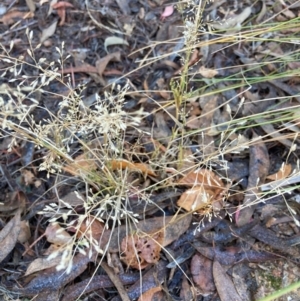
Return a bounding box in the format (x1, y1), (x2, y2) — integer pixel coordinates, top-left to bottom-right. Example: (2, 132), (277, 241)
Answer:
(138, 287), (164, 301)
(95, 52), (121, 77)
(0, 10), (28, 25)
(100, 214), (191, 252)
(178, 168), (224, 193)
(177, 169), (225, 213)
(59, 191), (85, 207)
(63, 153), (97, 176)
(52, 1), (74, 26)
(0, 209), (21, 263)
(51, 1), (74, 9)
(120, 230), (164, 269)
(40, 21), (58, 43)
(21, 252), (91, 296)
(213, 260), (242, 301)
(45, 223), (71, 246)
(177, 186), (215, 212)
(180, 277), (196, 301)
(25, 251), (62, 276)
(186, 115), (201, 129)
(77, 215), (105, 242)
(60, 63), (98, 75)
(110, 159), (157, 177)
(267, 163), (292, 181)
(198, 66), (218, 78)
(191, 253), (215, 294)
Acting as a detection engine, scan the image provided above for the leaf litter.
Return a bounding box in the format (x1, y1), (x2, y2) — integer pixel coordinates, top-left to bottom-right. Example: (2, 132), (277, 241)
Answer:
(1, 0), (300, 300)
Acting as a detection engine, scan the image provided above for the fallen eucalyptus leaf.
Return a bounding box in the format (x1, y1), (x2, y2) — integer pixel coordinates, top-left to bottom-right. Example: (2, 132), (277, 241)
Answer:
(104, 36), (129, 53)
(40, 21), (58, 43)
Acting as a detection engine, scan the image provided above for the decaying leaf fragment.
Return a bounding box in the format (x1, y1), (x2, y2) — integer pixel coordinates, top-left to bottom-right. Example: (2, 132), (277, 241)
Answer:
(120, 230), (164, 269)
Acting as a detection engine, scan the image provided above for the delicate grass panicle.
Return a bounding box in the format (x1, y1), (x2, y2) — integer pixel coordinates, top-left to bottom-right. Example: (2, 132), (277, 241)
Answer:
(0, 1), (300, 299)
(0, 32), (146, 274)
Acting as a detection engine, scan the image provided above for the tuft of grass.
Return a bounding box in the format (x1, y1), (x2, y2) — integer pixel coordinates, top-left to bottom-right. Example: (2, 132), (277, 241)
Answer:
(1, 0), (300, 299)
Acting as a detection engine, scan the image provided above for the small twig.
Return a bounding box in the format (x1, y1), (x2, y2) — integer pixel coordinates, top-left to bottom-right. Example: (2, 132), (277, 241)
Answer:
(100, 261), (131, 301)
